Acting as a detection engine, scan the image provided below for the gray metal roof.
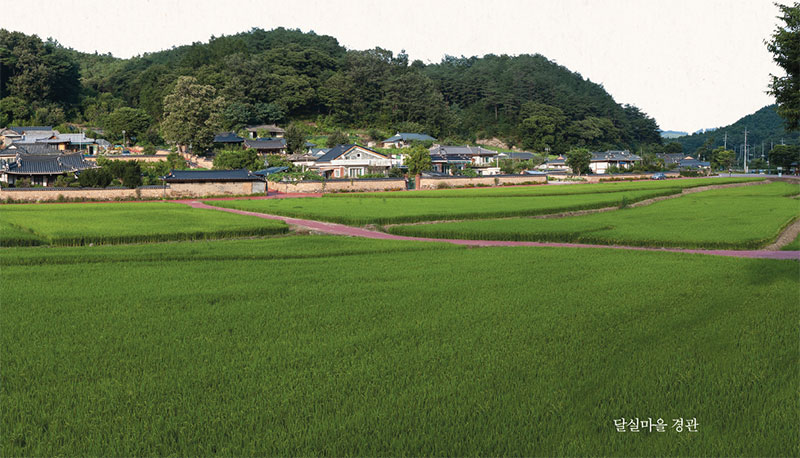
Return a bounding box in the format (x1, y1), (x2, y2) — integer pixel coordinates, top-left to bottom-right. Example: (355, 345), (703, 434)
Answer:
(244, 138), (286, 150)
(9, 126), (53, 134)
(382, 132), (436, 143)
(429, 145), (497, 156)
(498, 152), (534, 160)
(253, 166), (290, 176)
(3, 153), (95, 175)
(590, 150), (642, 162)
(245, 124), (285, 133)
(163, 169), (265, 182)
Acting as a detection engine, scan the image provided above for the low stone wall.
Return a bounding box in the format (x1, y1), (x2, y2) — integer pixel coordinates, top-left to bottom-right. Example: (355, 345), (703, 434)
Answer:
(0, 186), (166, 202)
(270, 178), (407, 194)
(417, 174), (546, 190)
(168, 181), (263, 198)
(0, 181), (266, 202)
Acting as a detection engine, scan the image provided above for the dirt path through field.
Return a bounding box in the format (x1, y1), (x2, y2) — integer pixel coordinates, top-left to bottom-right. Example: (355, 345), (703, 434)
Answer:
(183, 201), (800, 260)
(764, 218), (800, 250)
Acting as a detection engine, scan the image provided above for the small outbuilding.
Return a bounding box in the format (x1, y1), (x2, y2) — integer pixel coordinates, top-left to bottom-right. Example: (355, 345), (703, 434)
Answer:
(162, 169), (267, 197)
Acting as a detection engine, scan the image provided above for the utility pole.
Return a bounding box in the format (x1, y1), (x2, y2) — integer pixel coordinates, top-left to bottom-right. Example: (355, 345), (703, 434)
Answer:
(743, 128), (748, 174)
(724, 131), (727, 150)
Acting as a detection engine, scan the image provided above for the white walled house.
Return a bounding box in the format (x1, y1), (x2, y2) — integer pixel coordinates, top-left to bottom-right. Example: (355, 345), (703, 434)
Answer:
(589, 150), (642, 174)
(313, 144), (398, 178)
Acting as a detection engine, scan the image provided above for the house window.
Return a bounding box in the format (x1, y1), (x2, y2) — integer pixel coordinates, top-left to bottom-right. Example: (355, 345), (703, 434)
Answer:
(348, 167), (364, 177)
(334, 169), (341, 178)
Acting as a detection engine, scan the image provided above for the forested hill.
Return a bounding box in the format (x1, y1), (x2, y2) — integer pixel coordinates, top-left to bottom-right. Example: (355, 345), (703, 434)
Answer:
(671, 105), (800, 155)
(0, 27), (661, 152)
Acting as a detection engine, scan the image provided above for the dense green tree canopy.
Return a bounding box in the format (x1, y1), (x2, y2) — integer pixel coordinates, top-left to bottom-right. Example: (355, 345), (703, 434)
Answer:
(767, 2), (800, 131)
(0, 27), (662, 152)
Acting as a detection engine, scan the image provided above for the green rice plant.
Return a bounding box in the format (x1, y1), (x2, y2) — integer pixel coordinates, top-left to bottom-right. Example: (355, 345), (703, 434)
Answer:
(388, 182), (800, 249)
(0, 202), (288, 246)
(0, 221), (46, 247)
(1, 237), (797, 456)
(207, 188), (681, 226)
(323, 177), (763, 199)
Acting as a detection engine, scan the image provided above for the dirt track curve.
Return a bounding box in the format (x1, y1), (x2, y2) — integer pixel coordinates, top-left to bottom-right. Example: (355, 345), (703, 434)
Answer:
(182, 201), (800, 261)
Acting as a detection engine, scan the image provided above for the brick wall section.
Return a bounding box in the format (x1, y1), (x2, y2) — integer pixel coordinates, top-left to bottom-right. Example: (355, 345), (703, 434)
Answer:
(418, 175), (546, 189)
(270, 178), (407, 193)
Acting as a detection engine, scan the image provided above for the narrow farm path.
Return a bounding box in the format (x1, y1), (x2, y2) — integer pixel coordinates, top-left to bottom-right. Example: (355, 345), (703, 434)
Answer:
(764, 217), (800, 250)
(385, 180), (769, 228)
(182, 201), (800, 260)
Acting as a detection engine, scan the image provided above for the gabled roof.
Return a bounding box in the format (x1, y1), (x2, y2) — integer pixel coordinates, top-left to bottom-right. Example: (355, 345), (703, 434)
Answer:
(382, 132), (437, 143)
(657, 153), (685, 165)
(214, 132), (244, 143)
(253, 166), (290, 176)
(245, 124), (285, 134)
(679, 158), (711, 168)
(163, 169), (265, 182)
(6, 144), (61, 155)
(429, 145), (498, 157)
(3, 153), (95, 175)
(316, 144), (388, 163)
(498, 152), (534, 160)
(35, 133), (96, 145)
(9, 126), (53, 134)
(244, 138), (286, 150)
(590, 150), (642, 162)
(286, 153), (316, 162)
(310, 148), (331, 157)
(430, 153), (472, 164)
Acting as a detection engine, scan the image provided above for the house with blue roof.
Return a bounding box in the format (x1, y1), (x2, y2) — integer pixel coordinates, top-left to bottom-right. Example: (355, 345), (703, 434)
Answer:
(313, 144), (398, 178)
(381, 132), (436, 148)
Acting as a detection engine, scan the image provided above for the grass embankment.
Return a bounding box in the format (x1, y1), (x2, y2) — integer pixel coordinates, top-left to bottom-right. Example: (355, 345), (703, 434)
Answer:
(324, 177), (763, 199)
(0, 202), (288, 247)
(2, 236), (797, 455)
(781, 233), (800, 250)
(388, 182), (800, 249)
(207, 188), (680, 225)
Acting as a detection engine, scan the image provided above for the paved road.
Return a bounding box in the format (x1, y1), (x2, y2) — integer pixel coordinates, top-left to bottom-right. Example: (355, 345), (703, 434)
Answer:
(183, 201), (800, 261)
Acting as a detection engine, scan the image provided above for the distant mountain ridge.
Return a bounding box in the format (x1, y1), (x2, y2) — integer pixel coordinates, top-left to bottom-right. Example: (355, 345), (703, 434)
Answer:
(659, 130), (688, 139)
(670, 105), (799, 155)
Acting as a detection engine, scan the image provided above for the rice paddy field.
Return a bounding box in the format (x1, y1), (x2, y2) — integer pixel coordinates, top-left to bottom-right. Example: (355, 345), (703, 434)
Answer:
(1, 177), (798, 456)
(326, 176), (762, 199)
(206, 188), (681, 225)
(388, 182), (800, 249)
(1, 236), (798, 456)
(0, 202), (288, 246)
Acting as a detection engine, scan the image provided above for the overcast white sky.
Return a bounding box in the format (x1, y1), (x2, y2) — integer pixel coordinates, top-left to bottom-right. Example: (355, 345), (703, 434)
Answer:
(1, 0), (784, 133)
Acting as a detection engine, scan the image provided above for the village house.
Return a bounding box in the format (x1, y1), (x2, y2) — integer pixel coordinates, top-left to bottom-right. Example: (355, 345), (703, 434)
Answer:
(537, 155), (569, 171)
(0, 151), (96, 187)
(313, 144), (397, 178)
(589, 150), (642, 174)
(428, 145), (498, 174)
(162, 169), (267, 196)
(244, 124), (285, 139)
(678, 156), (711, 171)
(243, 138), (286, 155)
(213, 132), (245, 148)
(380, 132), (437, 148)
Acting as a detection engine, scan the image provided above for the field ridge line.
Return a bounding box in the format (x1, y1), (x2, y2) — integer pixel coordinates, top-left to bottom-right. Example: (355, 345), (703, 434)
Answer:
(182, 201), (800, 260)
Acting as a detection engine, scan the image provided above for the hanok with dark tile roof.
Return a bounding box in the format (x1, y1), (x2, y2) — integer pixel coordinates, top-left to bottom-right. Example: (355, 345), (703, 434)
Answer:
(244, 124), (285, 139)
(213, 132), (245, 146)
(162, 169), (267, 196)
(243, 138), (286, 155)
(1, 152), (96, 187)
